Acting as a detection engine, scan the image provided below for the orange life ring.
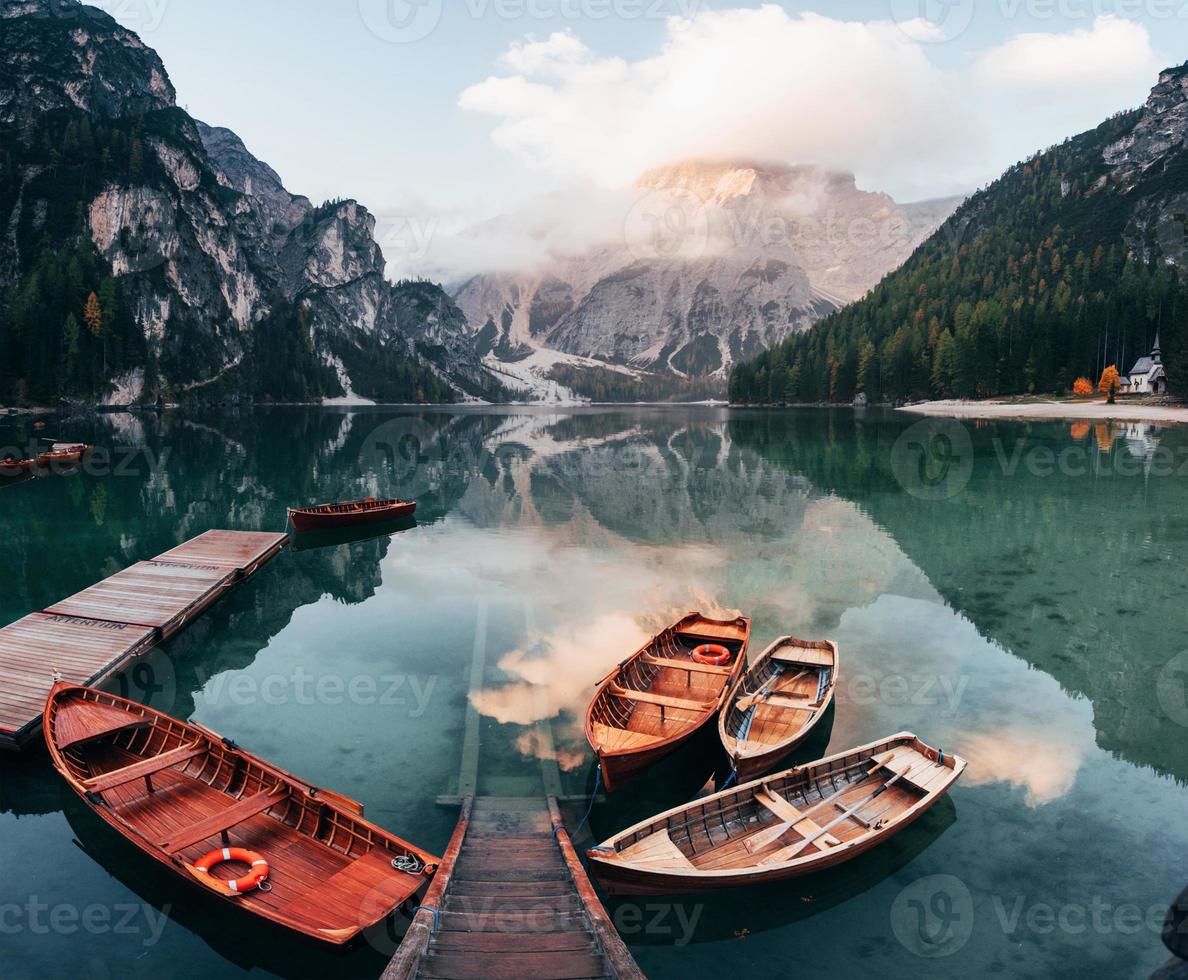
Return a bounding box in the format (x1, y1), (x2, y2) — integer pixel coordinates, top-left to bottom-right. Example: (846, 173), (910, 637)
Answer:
(194, 847), (270, 895)
(692, 643), (732, 667)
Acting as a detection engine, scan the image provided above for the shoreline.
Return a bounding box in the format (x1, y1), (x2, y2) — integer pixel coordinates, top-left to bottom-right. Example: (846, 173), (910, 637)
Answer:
(898, 398), (1188, 425)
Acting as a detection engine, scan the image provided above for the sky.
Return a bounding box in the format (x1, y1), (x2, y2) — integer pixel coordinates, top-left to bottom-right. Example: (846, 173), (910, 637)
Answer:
(99, 0), (1188, 276)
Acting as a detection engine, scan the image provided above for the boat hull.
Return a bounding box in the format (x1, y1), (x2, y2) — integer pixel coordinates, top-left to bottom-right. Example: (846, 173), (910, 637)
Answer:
(43, 683), (439, 944)
(288, 499), (415, 532)
(585, 612), (751, 793)
(588, 732), (964, 895)
(721, 637), (838, 784)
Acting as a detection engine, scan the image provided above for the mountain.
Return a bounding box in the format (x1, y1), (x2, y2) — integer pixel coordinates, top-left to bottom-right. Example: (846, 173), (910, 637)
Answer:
(730, 64), (1188, 405)
(453, 162), (961, 392)
(0, 0), (498, 405)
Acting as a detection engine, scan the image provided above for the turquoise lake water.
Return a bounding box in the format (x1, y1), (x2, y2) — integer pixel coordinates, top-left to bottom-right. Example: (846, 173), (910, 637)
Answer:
(0, 406), (1185, 979)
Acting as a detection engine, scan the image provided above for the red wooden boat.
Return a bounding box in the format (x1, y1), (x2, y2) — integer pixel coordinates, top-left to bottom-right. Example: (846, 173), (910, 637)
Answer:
(35, 443), (92, 468)
(44, 683), (440, 944)
(585, 612), (751, 791)
(288, 497), (415, 533)
(0, 455), (36, 477)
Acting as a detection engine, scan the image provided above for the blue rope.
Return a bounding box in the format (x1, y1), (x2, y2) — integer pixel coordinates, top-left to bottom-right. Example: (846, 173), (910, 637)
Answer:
(412, 905), (441, 932)
(938, 750), (944, 767)
(575, 764), (602, 835)
(552, 823), (562, 839)
(720, 768), (738, 791)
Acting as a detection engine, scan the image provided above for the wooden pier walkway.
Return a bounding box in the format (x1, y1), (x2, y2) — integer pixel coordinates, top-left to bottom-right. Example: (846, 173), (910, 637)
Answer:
(386, 600), (644, 980)
(0, 530), (286, 751)
(384, 796), (644, 980)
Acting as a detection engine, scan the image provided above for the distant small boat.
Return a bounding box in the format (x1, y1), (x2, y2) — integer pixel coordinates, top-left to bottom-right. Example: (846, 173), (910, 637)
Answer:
(36, 443), (92, 468)
(0, 456), (36, 477)
(719, 636), (838, 783)
(585, 611), (751, 791)
(587, 732), (965, 895)
(287, 497), (416, 532)
(45, 683), (440, 944)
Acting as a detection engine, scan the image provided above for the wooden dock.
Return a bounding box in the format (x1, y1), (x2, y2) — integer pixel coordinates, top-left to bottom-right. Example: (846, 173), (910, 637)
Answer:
(386, 600), (644, 980)
(384, 796), (644, 980)
(0, 530), (286, 751)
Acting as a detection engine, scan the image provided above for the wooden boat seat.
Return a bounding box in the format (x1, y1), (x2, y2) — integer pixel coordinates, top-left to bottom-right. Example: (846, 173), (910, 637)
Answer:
(159, 786), (288, 854)
(874, 750), (944, 792)
(771, 647), (832, 667)
(609, 685), (714, 711)
(85, 742), (206, 793)
(590, 722), (661, 752)
(641, 654), (733, 675)
(753, 789), (841, 849)
(762, 694), (820, 711)
(618, 829), (695, 870)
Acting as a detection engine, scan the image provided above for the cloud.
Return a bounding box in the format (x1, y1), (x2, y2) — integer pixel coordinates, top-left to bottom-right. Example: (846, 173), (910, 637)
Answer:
(973, 15), (1160, 100)
(459, 8), (982, 201)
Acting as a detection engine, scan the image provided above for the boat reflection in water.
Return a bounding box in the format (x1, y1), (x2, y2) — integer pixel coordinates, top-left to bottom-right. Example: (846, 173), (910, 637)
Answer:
(287, 514), (418, 553)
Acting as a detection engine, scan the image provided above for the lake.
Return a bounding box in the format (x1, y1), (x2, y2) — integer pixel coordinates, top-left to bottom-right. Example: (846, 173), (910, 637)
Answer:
(1, 406), (1185, 979)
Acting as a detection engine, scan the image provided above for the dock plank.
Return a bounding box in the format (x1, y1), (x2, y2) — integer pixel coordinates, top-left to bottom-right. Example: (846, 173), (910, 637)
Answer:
(155, 530), (287, 573)
(44, 561), (235, 635)
(0, 531), (286, 750)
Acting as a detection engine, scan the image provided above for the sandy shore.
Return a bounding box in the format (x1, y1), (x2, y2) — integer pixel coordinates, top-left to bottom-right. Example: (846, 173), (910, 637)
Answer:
(899, 398), (1188, 424)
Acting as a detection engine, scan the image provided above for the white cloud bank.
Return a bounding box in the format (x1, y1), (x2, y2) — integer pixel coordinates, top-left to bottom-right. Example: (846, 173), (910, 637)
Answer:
(458, 7), (1165, 204)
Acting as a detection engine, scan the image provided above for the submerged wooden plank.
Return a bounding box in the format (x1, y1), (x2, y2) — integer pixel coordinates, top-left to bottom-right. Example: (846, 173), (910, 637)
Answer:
(155, 530), (288, 573)
(44, 561), (235, 635)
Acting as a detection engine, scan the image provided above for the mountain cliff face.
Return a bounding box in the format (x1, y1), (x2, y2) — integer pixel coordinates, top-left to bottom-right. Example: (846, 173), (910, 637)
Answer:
(731, 62), (1188, 404)
(454, 162), (961, 380)
(0, 0), (495, 405)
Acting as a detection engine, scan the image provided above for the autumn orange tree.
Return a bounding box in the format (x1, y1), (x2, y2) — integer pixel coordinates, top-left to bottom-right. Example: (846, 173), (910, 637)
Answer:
(1098, 364), (1120, 394)
(1073, 377), (1094, 396)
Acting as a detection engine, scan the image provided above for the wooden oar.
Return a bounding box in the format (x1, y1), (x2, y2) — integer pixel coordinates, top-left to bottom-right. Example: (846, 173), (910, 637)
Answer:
(735, 669), (809, 713)
(761, 764), (914, 864)
(744, 752), (896, 853)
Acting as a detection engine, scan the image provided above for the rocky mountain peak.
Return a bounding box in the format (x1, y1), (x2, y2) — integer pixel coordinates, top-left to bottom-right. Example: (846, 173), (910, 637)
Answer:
(1104, 59), (1188, 182)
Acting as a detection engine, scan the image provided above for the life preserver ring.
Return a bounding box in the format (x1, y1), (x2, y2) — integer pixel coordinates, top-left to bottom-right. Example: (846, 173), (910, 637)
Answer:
(194, 847), (270, 895)
(692, 643), (732, 666)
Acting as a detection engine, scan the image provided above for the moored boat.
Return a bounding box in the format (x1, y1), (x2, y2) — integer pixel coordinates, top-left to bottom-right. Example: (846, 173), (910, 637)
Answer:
(586, 732), (965, 895)
(288, 497), (415, 532)
(0, 455), (36, 477)
(584, 611), (750, 791)
(44, 683), (440, 944)
(35, 443), (92, 468)
(719, 636), (838, 783)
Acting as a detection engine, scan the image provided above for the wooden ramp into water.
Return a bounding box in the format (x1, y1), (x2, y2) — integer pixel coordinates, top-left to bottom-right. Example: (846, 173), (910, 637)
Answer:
(0, 530), (286, 751)
(384, 796), (644, 980)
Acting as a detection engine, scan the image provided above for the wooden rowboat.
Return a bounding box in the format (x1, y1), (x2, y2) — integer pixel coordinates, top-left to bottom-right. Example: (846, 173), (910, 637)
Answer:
(719, 636), (838, 783)
(44, 683), (440, 944)
(288, 497), (415, 532)
(586, 732), (965, 895)
(585, 612), (751, 792)
(0, 456), (36, 477)
(35, 443), (92, 468)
